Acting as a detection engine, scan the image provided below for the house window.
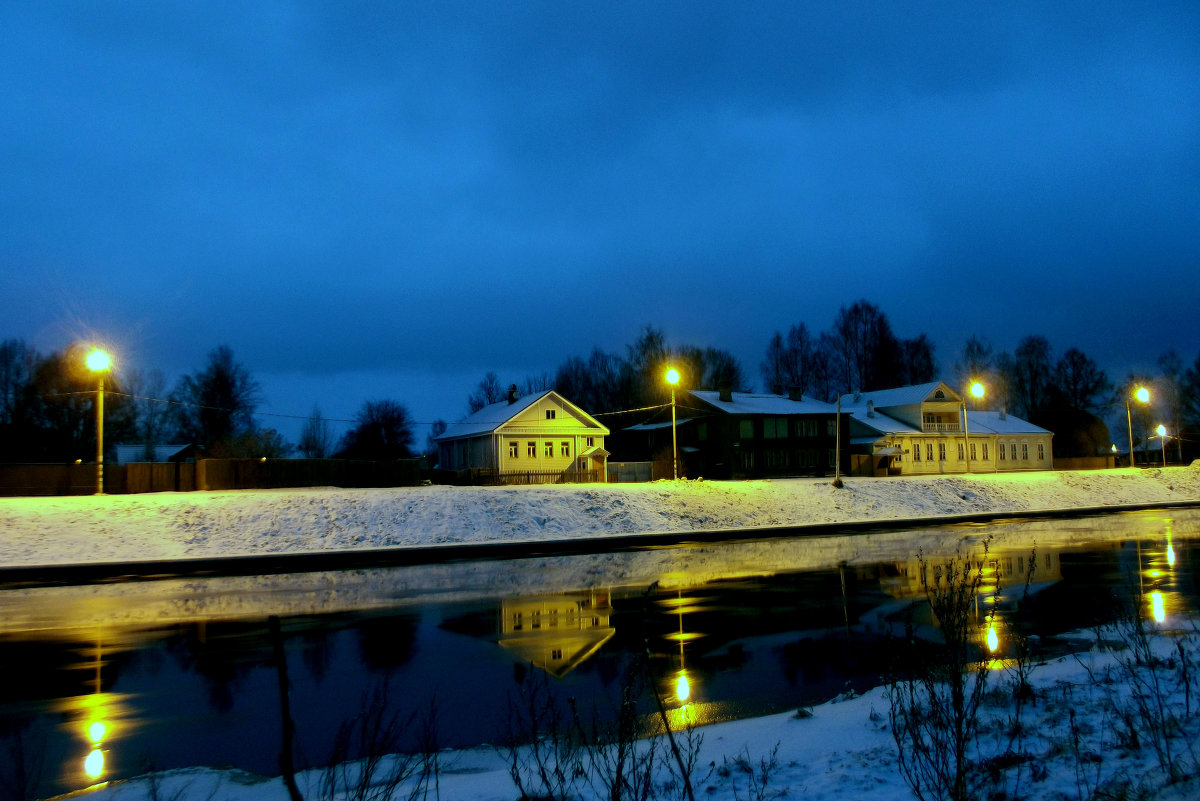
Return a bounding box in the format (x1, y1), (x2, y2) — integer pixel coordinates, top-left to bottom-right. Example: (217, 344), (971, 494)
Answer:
(926, 443), (934, 461)
(999, 442), (1006, 460)
(913, 443), (922, 462)
(1011, 443), (1018, 461)
(800, 419), (818, 437)
(586, 436), (594, 447)
(982, 443), (989, 460)
(826, 419), (836, 437)
(551, 648), (563, 661)
(765, 417), (789, 439)
(1037, 443), (1045, 461)
(934, 390), (946, 399)
(509, 441), (518, 458)
(1022, 443), (1029, 460)
(739, 419), (754, 439)
(544, 441), (554, 457)
(938, 442), (947, 461)
(545, 409), (556, 420)
(958, 443), (965, 460)
(560, 441), (570, 457)
(970, 443), (977, 460)
(527, 441), (536, 457)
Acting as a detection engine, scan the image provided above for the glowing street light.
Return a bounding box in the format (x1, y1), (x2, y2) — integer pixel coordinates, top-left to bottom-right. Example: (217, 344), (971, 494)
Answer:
(1156, 424), (1168, 467)
(1126, 386), (1150, 468)
(963, 382), (984, 474)
(665, 368), (680, 480)
(85, 348), (112, 495)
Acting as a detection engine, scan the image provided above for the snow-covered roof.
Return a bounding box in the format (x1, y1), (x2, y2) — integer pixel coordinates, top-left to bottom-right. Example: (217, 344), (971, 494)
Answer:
(689, 390), (835, 415)
(839, 381), (957, 411)
(966, 411), (1052, 436)
(437, 390), (608, 441)
(846, 411), (922, 437)
(115, 443), (193, 465)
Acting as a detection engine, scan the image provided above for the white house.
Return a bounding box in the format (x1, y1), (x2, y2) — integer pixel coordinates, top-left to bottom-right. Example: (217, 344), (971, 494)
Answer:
(841, 381), (1054, 475)
(436, 388), (610, 482)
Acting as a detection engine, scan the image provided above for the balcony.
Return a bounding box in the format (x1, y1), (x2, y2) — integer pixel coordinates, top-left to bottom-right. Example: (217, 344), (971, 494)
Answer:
(922, 422), (961, 433)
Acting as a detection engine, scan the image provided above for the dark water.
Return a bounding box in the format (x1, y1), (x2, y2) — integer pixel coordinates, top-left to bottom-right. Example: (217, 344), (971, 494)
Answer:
(1, 508), (1196, 799)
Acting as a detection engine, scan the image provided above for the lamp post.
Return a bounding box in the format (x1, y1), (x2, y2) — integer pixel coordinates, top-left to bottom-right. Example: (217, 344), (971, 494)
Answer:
(665, 368), (680, 480)
(1156, 424), (1168, 467)
(86, 348), (111, 495)
(1126, 386), (1150, 468)
(963, 381), (984, 474)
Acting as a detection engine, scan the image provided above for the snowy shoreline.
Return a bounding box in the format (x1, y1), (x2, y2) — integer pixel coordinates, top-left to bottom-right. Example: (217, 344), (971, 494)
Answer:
(1, 466), (1198, 569)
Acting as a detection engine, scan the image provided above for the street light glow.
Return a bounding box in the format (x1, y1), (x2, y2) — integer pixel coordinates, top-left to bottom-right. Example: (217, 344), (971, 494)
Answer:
(665, 367), (679, 385)
(86, 349), (111, 372)
(1135, 386), (1150, 404)
(969, 382), (984, 399)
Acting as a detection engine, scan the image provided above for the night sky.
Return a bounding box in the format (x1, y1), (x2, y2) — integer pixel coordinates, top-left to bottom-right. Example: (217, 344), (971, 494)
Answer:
(3, 2), (1198, 444)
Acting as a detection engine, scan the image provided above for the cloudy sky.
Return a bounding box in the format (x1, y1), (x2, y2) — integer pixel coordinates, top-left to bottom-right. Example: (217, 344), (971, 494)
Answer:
(3, 2), (1198, 443)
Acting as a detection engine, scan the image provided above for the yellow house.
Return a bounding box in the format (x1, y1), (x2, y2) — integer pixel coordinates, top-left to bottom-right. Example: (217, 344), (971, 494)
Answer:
(436, 388), (610, 482)
(841, 381), (1054, 475)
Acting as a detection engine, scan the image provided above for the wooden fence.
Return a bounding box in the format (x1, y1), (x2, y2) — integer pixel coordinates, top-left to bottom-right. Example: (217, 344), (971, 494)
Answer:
(0, 458), (422, 496)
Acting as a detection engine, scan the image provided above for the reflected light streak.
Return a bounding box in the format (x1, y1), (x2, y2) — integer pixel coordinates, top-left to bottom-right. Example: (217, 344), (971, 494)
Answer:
(675, 673), (690, 703)
(1167, 543), (1176, 568)
(84, 748), (105, 780)
(1150, 592), (1166, 624)
(985, 625), (999, 653)
(88, 720), (107, 744)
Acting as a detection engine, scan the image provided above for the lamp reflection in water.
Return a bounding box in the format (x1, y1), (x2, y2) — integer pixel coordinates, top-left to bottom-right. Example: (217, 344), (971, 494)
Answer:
(657, 591), (705, 728)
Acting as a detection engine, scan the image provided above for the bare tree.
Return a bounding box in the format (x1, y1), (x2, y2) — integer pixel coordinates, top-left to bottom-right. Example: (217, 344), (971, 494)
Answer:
(298, 405), (334, 459)
(338, 400), (414, 460)
(467, 371), (505, 413)
(1054, 348), (1111, 413)
(171, 345), (261, 453)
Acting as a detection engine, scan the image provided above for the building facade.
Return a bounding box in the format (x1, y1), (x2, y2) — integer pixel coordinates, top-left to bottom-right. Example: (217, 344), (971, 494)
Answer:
(436, 389), (610, 482)
(621, 388), (845, 479)
(841, 381), (1054, 475)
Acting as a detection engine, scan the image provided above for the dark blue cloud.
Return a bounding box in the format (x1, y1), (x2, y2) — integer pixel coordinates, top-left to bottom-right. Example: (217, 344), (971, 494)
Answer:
(2, 0), (1198, 432)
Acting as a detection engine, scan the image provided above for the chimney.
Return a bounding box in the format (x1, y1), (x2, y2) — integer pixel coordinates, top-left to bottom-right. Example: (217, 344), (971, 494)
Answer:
(867, 400), (875, 418)
(787, 386), (803, 401)
(507, 384), (518, 404)
(999, 405), (1006, 421)
(718, 384), (733, 403)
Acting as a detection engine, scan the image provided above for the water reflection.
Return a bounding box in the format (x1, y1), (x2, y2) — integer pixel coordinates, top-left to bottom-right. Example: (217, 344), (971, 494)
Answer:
(1, 508), (1198, 797)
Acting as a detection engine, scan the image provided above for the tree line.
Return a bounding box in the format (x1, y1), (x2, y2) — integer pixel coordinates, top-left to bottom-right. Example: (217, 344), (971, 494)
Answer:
(0, 342), (415, 463)
(465, 298), (1200, 459)
(5, 297), (1198, 464)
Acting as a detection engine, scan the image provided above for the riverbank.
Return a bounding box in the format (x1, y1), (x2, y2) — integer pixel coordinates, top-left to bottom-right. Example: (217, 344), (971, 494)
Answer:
(1, 466), (1197, 568)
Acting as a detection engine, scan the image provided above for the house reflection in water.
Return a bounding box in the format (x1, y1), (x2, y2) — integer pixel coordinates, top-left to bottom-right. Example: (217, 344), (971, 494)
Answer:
(498, 590), (615, 678)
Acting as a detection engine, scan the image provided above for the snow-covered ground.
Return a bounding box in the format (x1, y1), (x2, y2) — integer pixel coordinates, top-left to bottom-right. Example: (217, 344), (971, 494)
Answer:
(6, 467), (1200, 801)
(2, 466), (1198, 569)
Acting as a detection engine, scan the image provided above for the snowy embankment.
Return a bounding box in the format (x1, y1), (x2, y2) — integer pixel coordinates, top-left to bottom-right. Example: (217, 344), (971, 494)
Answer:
(1, 466), (1197, 568)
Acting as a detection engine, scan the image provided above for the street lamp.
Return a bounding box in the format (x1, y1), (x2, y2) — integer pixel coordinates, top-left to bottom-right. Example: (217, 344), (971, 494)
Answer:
(1156, 424), (1168, 467)
(665, 368), (680, 480)
(86, 348), (111, 495)
(1126, 386), (1150, 468)
(963, 382), (984, 474)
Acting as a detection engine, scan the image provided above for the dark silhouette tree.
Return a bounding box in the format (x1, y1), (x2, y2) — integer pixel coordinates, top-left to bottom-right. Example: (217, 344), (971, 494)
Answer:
(424, 419), (447, 463)
(1053, 347), (1111, 413)
(467, 371), (505, 413)
(170, 345), (261, 453)
(831, 300), (905, 393)
(297, 404), (333, 459)
(900, 334), (937, 385)
(338, 400), (414, 460)
(761, 323), (817, 395)
(1003, 336), (1053, 421)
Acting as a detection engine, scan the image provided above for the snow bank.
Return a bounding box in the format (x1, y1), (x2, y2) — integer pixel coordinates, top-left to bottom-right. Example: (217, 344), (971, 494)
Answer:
(1, 466), (1197, 568)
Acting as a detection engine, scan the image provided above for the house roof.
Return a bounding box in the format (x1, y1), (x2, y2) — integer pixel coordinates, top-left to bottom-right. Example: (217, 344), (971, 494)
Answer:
(846, 408), (1051, 438)
(966, 411), (1052, 436)
(114, 443), (194, 465)
(839, 381), (958, 411)
(689, 390), (835, 415)
(437, 390), (609, 441)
